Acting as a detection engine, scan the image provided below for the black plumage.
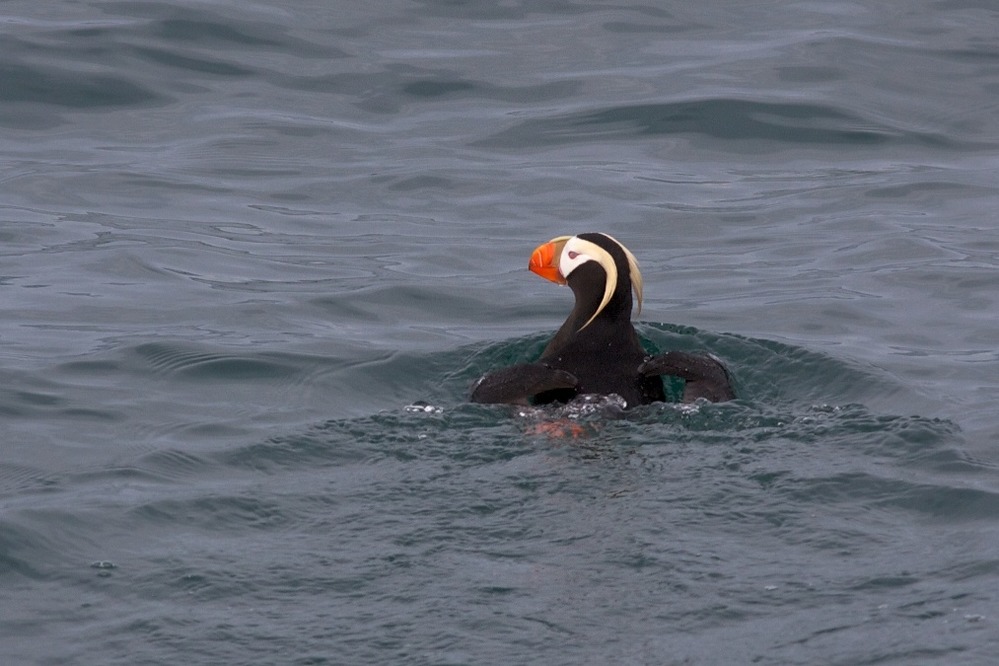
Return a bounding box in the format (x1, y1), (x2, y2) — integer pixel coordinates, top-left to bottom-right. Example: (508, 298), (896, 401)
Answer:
(470, 233), (734, 407)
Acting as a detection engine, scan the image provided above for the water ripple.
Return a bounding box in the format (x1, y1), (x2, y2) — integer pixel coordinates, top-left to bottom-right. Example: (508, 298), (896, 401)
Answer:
(2, 1), (998, 663)
(479, 99), (962, 149)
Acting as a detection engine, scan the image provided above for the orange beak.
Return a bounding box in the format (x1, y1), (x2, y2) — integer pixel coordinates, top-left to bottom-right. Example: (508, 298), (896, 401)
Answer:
(529, 240), (566, 284)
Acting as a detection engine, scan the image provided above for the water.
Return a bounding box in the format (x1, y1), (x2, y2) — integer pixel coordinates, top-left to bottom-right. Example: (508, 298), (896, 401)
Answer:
(2, 1), (999, 663)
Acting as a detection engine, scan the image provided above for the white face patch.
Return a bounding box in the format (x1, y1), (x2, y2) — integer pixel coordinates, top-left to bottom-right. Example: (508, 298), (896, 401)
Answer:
(558, 236), (598, 280)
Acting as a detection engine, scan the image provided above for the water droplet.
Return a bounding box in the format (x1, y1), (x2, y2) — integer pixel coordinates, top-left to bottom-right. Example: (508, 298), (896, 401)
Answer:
(404, 401), (442, 414)
(90, 561), (116, 577)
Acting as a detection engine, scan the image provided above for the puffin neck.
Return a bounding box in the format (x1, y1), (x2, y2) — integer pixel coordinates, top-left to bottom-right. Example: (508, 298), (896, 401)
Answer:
(574, 261), (633, 325)
(542, 261), (633, 357)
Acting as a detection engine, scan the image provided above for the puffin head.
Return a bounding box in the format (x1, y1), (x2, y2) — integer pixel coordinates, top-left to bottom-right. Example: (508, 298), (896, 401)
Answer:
(528, 232), (643, 331)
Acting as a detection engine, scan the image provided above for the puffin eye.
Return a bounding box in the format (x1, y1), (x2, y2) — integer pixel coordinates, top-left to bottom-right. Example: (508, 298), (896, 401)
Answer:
(567, 251), (580, 259)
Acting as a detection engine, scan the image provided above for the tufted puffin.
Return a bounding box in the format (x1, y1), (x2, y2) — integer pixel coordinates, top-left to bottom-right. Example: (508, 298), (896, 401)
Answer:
(470, 232), (735, 407)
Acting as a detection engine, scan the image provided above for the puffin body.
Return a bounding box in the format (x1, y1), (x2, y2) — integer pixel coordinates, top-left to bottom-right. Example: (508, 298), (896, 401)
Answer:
(470, 233), (735, 408)
(528, 234), (663, 406)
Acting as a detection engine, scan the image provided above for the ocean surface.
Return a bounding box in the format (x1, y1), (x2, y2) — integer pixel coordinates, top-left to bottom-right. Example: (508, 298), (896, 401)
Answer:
(3, 1), (999, 663)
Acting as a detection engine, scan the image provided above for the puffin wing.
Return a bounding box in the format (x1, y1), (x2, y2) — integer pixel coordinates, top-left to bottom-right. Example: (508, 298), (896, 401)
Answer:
(639, 352), (735, 403)
(470, 363), (578, 405)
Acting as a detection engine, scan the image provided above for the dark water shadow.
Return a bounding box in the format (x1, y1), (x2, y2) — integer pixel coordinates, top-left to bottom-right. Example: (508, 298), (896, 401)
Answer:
(476, 99), (964, 151)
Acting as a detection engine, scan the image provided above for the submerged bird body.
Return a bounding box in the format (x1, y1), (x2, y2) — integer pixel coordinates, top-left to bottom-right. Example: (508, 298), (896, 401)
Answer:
(470, 233), (734, 408)
(532, 325), (665, 407)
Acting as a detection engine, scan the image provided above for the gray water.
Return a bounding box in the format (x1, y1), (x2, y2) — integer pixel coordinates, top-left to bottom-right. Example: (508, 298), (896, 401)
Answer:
(3, 1), (999, 664)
